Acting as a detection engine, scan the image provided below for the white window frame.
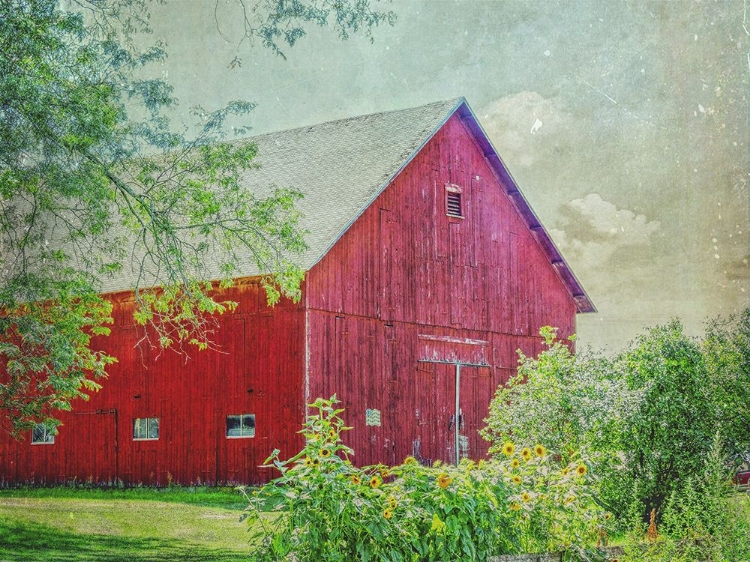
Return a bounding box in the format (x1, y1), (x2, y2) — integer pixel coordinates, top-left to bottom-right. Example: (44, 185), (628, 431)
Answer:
(31, 423), (55, 445)
(226, 414), (256, 438)
(133, 417), (160, 441)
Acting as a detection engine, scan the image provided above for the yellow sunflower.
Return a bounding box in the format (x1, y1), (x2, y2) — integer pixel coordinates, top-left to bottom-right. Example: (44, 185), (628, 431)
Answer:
(510, 458), (521, 469)
(576, 464), (587, 477)
(511, 475), (522, 485)
(437, 473), (453, 489)
(564, 494), (576, 505)
(561, 467), (570, 476)
(521, 492), (531, 503)
(403, 456), (418, 465)
(383, 508), (394, 520)
(327, 429), (337, 440)
(520, 447), (532, 461)
(501, 442), (515, 457)
(350, 475), (361, 485)
(320, 448), (332, 458)
(509, 502), (521, 511)
(304, 457), (312, 467)
(388, 495), (398, 508)
(370, 476), (382, 489)
(533, 444), (546, 457)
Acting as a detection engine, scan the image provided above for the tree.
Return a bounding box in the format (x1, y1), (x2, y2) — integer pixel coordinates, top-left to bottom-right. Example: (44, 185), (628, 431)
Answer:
(0, 0), (394, 436)
(702, 307), (750, 459)
(483, 321), (731, 522)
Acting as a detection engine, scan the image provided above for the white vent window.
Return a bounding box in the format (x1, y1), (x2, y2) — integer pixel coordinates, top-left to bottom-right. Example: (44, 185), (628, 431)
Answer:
(226, 414), (256, 438)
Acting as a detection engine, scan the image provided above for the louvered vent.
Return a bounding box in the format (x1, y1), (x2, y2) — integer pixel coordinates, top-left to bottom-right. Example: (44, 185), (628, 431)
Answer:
(446, 192), (463, 217)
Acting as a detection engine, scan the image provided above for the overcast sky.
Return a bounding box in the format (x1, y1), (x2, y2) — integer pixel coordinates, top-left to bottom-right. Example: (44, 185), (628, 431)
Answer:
(144, 0), (749, 351)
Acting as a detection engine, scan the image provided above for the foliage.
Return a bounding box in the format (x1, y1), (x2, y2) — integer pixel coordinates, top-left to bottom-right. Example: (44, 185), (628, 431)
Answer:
(0, 0), (393, 436)
(481, 327), (638, 464)
(483, 320), (743, 523)
(215, 0), (397, 60)
(620, 435), (750, 562)
(243, 396), (606, 561)
(702, 307), (750, 457)
(616, 320), (716, 519)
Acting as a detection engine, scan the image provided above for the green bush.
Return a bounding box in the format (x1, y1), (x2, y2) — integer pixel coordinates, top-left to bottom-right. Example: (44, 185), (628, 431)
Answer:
(621, 435), (750, 562)
(483, 320), (742, 523)
(242, 396), (606, 561)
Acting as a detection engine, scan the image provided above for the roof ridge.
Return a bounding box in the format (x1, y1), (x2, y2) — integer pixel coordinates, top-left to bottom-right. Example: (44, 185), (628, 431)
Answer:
(244, 98), (464, 141)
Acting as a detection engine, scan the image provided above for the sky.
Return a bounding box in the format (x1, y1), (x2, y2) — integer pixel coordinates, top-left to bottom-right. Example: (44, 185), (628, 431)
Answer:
(143, 0), (749, 352)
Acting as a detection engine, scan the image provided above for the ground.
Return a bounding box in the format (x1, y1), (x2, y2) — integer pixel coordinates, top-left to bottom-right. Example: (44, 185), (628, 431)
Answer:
(0, 488), (252, 561)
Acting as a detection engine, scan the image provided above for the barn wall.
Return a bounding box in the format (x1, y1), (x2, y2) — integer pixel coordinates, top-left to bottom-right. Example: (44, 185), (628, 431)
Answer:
(305, 113), (577, 466)
(0, 280), (305, 486)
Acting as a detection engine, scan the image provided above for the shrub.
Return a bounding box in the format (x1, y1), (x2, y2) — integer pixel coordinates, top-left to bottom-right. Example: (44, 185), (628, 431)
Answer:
(242, 396), (606, 561)
(621, 435), (750, 562)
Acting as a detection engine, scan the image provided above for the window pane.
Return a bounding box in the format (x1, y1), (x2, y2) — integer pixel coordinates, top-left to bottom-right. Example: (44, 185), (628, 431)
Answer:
(133, 418), (145, 439)
(241, 415), (255, 437)
(226, 416), (241, 437)
(148, 418), (159, 439)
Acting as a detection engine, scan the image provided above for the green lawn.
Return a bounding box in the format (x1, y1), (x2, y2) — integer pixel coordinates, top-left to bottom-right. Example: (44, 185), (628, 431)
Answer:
(0, 488), (254, 561)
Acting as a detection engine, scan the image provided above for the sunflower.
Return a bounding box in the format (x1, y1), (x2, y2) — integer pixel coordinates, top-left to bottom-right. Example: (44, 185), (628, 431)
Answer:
(304, 456), (313, 467)
(312, 458), (320, 467)
(403, 456), (418, 466)
(521, 492), (531, 503)
(510, 458), (521, 469)
(388, 495), (398, 508)
(350, 475), (361, 485)
(327, 429), (337, 440)
(533, 444), (546, 457)
(383, 508), (394, 520)
(564, 494), (576, 505)
(576, 464), (587, 477)
(561, 467), (570, 476)
(370, 475), (382, 489)
(511, 475), (522, 485)
(501, 442), (515, 457)
(380, 468), (390, 478)
(320, 448), (332, 458)
(509, 502), (521, 511)
(520, 447), (532, 461)
(605, 513), (612, 521)
(437, 473), (453, 489)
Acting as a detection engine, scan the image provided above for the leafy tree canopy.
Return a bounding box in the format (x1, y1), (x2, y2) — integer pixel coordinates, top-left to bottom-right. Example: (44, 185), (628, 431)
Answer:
(0, 0), (394, 436)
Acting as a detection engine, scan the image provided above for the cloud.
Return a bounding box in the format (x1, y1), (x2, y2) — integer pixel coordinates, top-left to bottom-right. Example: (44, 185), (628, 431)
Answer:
(479, 91), (571, 168)
(549, 193), (660, 266)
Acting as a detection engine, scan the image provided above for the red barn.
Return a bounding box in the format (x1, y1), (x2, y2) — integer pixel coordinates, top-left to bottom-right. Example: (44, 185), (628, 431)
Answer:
(0, 98), (594, 486)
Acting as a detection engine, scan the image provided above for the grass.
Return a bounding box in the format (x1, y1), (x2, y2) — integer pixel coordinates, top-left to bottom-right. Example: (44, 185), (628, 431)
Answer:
(0, 487), (255, 561)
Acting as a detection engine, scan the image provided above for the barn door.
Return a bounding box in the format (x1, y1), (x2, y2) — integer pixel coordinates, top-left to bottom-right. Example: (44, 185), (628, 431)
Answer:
(415, 334), (491, 465)
(70, 409), (118, 483)
(414, 362), (489, 465)
(414, 362), (455, 465)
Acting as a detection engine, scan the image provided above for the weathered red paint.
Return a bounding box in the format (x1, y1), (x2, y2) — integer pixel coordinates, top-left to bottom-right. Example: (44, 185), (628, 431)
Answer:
(0, 112), (579, 486)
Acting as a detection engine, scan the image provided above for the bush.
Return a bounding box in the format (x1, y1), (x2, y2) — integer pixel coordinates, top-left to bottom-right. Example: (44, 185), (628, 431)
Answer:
(242, 396), (606, 561)
(621, 435), (750, 562)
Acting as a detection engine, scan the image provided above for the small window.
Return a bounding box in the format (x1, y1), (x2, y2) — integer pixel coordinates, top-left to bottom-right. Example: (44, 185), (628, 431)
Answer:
(445, 184), (464, 218)
(31, 424), (55, 445)
(133, 417), (159, 440)
(226, 414), (255, 438)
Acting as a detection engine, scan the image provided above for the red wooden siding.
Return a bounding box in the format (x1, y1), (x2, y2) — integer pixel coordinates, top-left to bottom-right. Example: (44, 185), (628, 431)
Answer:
(0, 280), (305, 486)
(305, 113), (576, 467)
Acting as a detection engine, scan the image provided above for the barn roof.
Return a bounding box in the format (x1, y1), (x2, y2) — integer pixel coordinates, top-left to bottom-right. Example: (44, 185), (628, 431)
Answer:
(107, 98), (595, 314)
